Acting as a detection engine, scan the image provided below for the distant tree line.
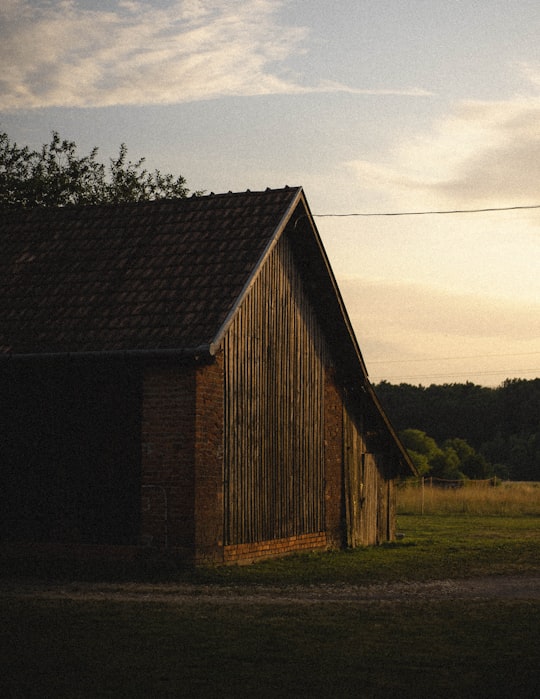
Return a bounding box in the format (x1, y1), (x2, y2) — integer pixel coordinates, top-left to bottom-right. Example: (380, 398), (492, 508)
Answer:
(374, 379), (540, 481)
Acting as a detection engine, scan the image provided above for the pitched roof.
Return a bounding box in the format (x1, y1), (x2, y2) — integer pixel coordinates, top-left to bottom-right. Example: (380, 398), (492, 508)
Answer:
(0, 185), (415, 473)
(0, 187), (301, 356)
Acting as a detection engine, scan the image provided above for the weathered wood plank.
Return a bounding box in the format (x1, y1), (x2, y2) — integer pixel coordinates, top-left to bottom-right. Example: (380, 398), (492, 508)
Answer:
(223, 235), (327, 545)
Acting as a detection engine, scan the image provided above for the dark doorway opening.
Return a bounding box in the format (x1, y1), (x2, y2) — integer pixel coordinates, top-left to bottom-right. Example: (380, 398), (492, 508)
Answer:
(0, 360), (142, 545)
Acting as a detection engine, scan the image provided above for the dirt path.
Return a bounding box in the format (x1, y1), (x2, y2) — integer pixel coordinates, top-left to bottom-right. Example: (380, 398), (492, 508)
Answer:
(1, 576), (539, 605)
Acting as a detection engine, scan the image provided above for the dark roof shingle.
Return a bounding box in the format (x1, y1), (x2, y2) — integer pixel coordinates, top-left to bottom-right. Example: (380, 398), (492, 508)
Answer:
(0, 187), (301, 356)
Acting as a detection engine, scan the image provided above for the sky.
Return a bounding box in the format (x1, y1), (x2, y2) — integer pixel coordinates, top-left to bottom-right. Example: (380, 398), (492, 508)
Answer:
(2, 0), (540, 386)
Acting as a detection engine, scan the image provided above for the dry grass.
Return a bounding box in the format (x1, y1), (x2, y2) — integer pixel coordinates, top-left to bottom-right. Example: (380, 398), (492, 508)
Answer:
(398, 480), (540, 516)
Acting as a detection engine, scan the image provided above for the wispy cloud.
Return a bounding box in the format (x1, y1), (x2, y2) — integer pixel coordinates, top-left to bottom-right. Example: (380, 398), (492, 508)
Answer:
(347, 69), (540, 209)
(1, 0), (301, 108)
(307, 80), (433, 98)
(1, 0), (432, 110)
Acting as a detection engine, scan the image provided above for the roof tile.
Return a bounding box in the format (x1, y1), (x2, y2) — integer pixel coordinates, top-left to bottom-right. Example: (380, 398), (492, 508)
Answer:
(0, 187), (300, 355)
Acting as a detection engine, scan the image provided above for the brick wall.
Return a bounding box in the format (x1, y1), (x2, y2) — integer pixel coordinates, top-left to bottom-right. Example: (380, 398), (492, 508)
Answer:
(193, 353), (226, 564)
(140, 365), (196, 553)
(223, 532), (328, 565)
(140, 356), (350, 565)
(139, 356), (226, 564)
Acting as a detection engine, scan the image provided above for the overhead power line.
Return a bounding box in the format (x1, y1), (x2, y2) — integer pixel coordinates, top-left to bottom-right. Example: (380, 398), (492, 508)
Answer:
(368, 350), (540, 365)
(313, 203), (540, 217)
(370, 367), (540, 382)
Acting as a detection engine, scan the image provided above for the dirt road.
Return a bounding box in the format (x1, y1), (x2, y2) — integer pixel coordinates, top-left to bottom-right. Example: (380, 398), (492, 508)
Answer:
(1, 576), (539, 605)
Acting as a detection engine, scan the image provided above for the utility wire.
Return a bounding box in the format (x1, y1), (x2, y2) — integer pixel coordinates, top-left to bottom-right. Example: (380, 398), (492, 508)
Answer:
(368, 350), (540, 365)
(313, 203), (540, 217)
(370, 367), (540, 382)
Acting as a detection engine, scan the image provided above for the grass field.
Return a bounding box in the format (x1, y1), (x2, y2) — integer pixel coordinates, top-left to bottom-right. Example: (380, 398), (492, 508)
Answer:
(398, 479), (540, 516)
(1, 494), (539, 698)
(1, 594), (538, 698)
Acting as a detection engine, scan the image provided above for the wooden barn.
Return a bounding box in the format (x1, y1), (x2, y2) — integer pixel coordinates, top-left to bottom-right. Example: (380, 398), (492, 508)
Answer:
(0, 187), (415, 565)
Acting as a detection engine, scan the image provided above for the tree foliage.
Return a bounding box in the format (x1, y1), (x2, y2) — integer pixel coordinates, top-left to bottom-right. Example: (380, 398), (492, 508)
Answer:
(0, 131), (197, 209)
(398, 429), (489, 480)
(399, 429), (440, 476)
(376, 379), (540, 481)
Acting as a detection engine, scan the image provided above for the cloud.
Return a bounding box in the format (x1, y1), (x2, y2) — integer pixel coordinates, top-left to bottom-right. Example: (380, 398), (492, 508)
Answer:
(348, 80), (540, 209)
(1, 0), (302, 108)
(1, 0), (432, 110)
(310, 81), (433, 98)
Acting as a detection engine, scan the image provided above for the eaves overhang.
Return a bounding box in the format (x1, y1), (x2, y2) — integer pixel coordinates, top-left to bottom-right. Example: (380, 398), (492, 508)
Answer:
(283, 191), (416, 478)
(0, 345), (213, 363)
(366, 381), (418, 476)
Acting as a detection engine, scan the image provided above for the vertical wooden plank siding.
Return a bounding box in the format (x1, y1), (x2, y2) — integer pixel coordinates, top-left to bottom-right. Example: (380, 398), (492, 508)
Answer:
(361, 453), (379, 545)
(343, 405), (395, 546)
(343, 406), (366, 547)
(223, 236), (326, 545)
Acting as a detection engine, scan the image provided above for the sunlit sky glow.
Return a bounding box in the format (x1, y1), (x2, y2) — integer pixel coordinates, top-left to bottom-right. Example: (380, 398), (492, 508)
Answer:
(2, 0), (540, 385)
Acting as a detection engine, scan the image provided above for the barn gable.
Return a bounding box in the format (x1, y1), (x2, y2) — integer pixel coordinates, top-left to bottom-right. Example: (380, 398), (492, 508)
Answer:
(223, 232), (327, 548)
(0, 187), (414, 565)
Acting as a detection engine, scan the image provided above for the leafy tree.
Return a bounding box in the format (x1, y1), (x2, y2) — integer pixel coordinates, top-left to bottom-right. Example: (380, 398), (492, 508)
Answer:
(399, 429), (493, 481)
(376, 379), (540, 480)
(399, 429), (441, 476)
(443, 438), (491, 479)
(429, 445), (464, 481)
(0, 131), (198, 209)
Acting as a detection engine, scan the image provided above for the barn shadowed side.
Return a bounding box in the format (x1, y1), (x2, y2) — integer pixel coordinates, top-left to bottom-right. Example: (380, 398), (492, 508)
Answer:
(0, 187), (415, 565)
